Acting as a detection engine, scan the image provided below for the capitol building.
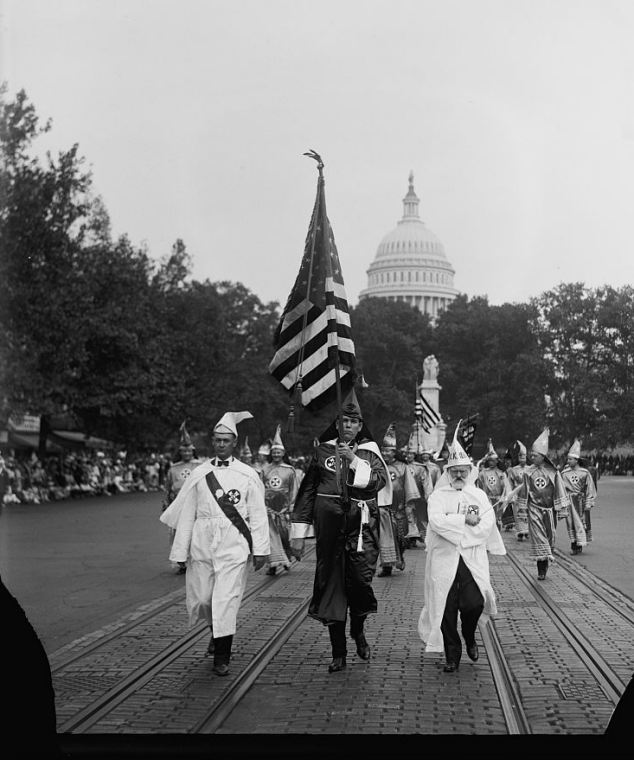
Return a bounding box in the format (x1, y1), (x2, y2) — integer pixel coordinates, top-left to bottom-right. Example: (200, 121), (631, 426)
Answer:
(358, 173), (459, 319)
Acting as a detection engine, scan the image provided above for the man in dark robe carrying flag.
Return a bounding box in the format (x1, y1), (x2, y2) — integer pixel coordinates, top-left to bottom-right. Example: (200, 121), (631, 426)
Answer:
(269, 152), (391, 673)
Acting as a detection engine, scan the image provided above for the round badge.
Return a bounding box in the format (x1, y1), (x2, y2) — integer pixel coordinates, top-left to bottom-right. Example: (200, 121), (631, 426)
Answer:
(324, 455), (337, 472)
(179, 469), (191, 480)
(390, 471), (397, 481)
(486, 474), (497, 487)
(227, 489), (241, 504)
(570, 473), (580, 485)
(267, 475), (282, 489)
(534, 475), (547, 490)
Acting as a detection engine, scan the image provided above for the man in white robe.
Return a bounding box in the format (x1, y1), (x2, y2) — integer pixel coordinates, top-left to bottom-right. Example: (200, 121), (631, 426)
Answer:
(418, 423), (506, 672)
(160, 411), (269, 676)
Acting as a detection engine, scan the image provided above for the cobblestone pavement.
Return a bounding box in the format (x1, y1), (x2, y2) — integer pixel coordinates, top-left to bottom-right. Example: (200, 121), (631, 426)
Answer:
(52, 533), (633, 736)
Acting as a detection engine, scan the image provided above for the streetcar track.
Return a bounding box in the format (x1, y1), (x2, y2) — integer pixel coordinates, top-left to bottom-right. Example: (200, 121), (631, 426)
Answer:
(552, 547), (634, 625)
(57, 547), (315, 733)
(479, 618), (531, 734)
(193, 592), (313, 733)
(505, 549), (627, 706)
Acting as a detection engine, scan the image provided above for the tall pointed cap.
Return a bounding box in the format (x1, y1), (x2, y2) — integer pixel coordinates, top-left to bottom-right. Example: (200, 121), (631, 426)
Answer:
(531, 427), (550, 457)
(340, 388), (362, 420)
(178, 421), (193, 447)
(270, 424), (285, 452)
(407, 425), (424, 454)
(517, 440), (527, 457)
(258, 439), (271, 456)
(213, 411), (253, 437)
(568, 438), (581, 459)
(381, 422), (397, 449)
(446, 419), (472, 467)
(485, 438), (498, 459)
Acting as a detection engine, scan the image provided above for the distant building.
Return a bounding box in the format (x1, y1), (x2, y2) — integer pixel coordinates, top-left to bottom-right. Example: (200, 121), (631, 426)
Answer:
(359, 172), (459, 320)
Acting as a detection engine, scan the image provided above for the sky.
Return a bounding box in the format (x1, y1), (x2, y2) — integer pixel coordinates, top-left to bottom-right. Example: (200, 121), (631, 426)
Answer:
(2, 0), (634, 309)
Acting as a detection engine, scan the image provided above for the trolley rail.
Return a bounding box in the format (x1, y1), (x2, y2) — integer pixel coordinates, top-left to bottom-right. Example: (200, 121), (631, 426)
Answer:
(505, 549), (628, 707)
(56, 546), (315, 734)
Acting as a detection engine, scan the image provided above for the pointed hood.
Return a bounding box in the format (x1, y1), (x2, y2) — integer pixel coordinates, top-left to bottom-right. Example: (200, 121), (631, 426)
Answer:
(407, 425), (424, 454)
(340, 388), (362, 420)
(258, 439), (271, 456)
(485, 438), (498, 460)
(178, 421), (193, 448)
(270, 424), (285, 452)
(517, 440), (527, 457)
(568, 438), (581, 459)
(446, 420), (472, 468)
(381, 422), (397, 450)
(213, 411), (253, 437)
(531, 427), (550, 457)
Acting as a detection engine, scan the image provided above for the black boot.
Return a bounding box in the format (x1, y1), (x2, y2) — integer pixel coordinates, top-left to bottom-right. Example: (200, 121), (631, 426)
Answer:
(212, 635), (233, 676)
(350, 615), (370, 660)
(537, 559), (548, 580)
(377, 565), (392, 577)
(328, 622), (347, 673)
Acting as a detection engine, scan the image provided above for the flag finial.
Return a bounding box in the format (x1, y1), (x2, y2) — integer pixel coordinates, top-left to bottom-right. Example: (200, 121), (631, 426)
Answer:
(303, 149), (324, 172)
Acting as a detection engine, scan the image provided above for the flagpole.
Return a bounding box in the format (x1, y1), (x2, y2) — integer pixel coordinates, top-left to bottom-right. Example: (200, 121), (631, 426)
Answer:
(304, 150), (347, 500)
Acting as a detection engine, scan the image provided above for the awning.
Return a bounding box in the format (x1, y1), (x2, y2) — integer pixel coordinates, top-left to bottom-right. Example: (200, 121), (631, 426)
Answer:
(51, 430), (115, 449)
(6, 431), (64, 452)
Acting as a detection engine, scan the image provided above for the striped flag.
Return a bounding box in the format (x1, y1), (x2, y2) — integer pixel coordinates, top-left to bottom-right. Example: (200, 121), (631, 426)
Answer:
(414, 396), (430, 433)
(269, 169), (355, 411)
(418, 391), (440, 432)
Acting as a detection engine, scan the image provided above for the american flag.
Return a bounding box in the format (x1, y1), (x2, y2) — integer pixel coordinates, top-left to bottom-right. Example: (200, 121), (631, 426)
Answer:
(269, 169), (355, 411)
(417, 390), (440, 432)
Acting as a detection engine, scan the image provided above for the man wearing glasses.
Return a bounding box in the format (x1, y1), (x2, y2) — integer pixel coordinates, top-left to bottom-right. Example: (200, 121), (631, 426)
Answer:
(418, 424), (506, 673)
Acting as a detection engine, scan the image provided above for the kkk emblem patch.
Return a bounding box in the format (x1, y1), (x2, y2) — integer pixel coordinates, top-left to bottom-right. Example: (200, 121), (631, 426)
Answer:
(390, 471), (397, 481)
(267, 475), (282, 489)
(324, 455), (337, 472)
(534, 475), (548, 490)
(486, 474), (497, 487)
(179, 469), (191, 480)
(569, 473), (580, 485)
(226, 489), (241, 504)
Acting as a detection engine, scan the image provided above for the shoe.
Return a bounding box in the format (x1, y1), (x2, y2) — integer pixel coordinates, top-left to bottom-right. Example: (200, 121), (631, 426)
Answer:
(176, 563), (187, 574)
(516, 535), (524, 542)
(328, 656), (347, 673)
(377, 567), (392, 577)
(443, 662), (459, 673)
(466, 642), (479, 661)
(576, 546), (583, 554)
(266, 567), (277, 576)
(537, 572), (546, 580)
(212, 662), (230, 676)
(354, 634), (370, 660)
(205, 636), (215, 656)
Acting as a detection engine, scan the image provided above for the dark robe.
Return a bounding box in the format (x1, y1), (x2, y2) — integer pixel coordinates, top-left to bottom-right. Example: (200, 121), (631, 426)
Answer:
(291, 439), (388, 624)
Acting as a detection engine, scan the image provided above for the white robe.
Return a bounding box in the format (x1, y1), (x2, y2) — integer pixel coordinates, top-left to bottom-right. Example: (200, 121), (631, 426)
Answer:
(160, 458), (269, 637)
(418, 482), (506, 652)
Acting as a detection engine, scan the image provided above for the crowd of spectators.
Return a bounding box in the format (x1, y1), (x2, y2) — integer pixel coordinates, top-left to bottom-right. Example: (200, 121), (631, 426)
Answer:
(0, 449), (172, 505)
(1, 446), (631, 507)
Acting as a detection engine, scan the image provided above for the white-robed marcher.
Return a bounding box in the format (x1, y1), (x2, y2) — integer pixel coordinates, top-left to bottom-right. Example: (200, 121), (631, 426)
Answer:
(418, 422), (506, 672)
(160, 410), (270, 676)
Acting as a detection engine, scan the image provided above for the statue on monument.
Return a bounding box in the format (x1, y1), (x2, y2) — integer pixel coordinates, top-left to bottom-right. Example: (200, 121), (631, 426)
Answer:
(422, 355), (439, 383)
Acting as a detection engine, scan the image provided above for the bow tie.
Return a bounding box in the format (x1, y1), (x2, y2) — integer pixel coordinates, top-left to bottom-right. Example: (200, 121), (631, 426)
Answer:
(215, 459), (230, 467)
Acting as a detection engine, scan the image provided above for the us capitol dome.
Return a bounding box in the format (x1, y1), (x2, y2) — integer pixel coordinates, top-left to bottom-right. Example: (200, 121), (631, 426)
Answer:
(358, 172), (459, 319)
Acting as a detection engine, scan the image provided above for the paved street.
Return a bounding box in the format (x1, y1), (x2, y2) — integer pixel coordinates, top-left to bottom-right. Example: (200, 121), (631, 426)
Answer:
(0, 489), (184, 653)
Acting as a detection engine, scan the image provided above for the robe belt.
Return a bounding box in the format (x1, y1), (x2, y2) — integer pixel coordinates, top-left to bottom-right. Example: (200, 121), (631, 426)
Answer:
(315, 494), (370, 554)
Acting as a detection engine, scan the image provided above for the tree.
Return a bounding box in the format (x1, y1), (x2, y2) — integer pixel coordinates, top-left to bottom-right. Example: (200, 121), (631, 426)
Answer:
(434, 295), (549, 458)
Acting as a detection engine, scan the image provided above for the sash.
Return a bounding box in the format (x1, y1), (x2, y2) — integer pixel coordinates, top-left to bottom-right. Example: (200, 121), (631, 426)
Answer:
(205, 470), (253, 553)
